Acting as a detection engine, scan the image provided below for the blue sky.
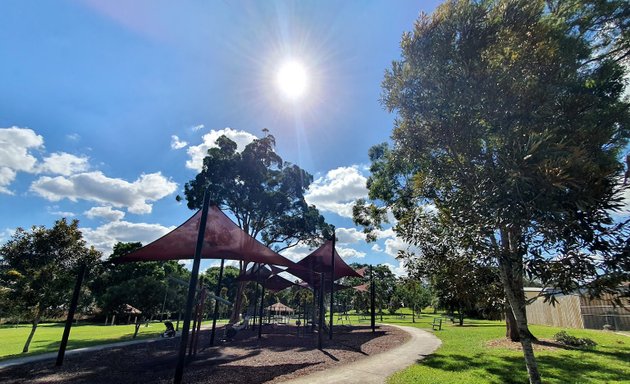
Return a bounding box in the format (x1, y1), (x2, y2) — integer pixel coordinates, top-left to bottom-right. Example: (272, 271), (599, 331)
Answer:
(0, 0), (442, 274)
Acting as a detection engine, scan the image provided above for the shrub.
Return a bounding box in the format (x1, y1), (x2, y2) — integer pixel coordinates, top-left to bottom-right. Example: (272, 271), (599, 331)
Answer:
(553, 330), (597, 349)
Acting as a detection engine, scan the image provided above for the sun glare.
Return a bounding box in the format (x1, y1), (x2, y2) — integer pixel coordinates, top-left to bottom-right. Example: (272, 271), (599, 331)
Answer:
(276, 60), (308, 100)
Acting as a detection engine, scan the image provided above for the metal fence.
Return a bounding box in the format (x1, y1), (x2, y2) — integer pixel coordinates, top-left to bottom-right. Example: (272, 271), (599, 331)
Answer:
(526, 291), (630, 331)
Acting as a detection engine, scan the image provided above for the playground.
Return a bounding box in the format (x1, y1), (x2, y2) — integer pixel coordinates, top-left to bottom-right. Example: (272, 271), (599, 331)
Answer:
(0, 323), (412, 384)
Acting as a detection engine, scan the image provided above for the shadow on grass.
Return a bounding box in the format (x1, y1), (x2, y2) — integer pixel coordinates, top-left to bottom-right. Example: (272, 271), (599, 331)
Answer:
(419, 350), (629, 383)
(0, 331), (164, 362)
(450, 324), (506, 328)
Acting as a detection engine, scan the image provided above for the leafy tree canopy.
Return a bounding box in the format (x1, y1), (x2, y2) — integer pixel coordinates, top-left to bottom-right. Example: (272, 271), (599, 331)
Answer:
(179, 132), (332, 251)
(0, 219), (101, 352)
(354, 1), (629, 382)
(92, 242), (190, 320)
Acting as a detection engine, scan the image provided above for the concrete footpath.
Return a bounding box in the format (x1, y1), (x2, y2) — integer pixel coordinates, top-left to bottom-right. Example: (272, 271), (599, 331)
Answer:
(0, 337), (165, 370)
(283, 324), (442, 384)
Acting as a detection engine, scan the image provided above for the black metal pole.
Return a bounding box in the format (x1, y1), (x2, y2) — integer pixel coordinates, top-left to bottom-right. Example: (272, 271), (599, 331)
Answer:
(318, 273), (324, 350)
(209, 258), (225, 346)
(174, 191), (211, 384)
(258, 284), (266, 339)
(56, 263), (86, 366)
(252, 264), (260, 329)
(370, 265), (375, 333)
(329, 230), (335, 340)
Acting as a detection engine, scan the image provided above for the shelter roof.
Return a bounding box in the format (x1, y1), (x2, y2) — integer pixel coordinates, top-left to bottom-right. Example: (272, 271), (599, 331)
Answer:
(265, 302), (294, 312)
(113, 206), (296, 268)
(121, 304), (141, 314)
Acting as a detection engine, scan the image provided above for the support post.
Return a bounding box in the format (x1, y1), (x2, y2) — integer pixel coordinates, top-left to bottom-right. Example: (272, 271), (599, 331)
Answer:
(251, 264), (260, 329)
(209, 258), (225, 346)
(258, 284), (266, 339)
(329, 230), (335, 340)
(161, 286), (169, 321)
(56, 263), (86, 367)
(318, 273), (324, 350)
(370, 265), (375, 333)
(174, 190), (211, 384)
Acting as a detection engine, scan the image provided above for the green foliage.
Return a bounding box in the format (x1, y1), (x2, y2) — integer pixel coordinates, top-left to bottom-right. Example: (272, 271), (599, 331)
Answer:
(179, 131), (332, 323)
(356, 2), (629, 381)
(91, 242), (190, 320)
(397, 219), (504, 322)
(553, 330), (597, 349)
(180, 132), (332, 251)
(396, 278), (432, 320)
(203, 265), (240, 302)
(0, 219), (101, 351)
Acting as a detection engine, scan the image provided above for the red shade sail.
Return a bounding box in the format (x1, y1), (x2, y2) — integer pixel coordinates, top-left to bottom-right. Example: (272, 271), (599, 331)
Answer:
(113, 206), (296, 268)
(237, 264), (297, 292)
(286, 240), (362, 287)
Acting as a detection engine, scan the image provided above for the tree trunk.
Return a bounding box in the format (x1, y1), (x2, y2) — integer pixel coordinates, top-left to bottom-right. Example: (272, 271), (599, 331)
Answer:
(497, 229), (542, 384)
(458, 305), (464, 326)
(133, 318), (142, 339)
(22, 315), (40, 353)
(229, 265), (249, 324)
(505, 304), (520, 341)
(412, 305), (416, 323)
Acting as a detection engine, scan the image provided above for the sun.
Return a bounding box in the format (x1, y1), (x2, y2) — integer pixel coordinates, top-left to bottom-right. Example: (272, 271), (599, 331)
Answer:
(276, 60), (308, 100)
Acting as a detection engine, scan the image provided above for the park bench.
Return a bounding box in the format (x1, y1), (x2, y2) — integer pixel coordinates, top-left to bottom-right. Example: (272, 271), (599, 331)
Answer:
(432, 317), (442, 331)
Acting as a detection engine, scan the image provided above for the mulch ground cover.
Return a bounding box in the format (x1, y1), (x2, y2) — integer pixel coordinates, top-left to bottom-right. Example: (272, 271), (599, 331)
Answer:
(0, 323), (408, 384)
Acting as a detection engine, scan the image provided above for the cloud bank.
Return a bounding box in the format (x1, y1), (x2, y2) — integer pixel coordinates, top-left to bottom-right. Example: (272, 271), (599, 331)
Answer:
(305, 166), (368, 218)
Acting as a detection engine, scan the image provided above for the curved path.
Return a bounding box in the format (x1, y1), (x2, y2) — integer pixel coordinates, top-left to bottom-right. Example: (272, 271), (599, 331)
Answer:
(282, 325), (441, 384)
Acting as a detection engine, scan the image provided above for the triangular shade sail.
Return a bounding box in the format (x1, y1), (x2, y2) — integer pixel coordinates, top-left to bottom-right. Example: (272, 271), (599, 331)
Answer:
(114, 206), (296, 268)
(236, 264), (296, 292)
(286, 240), (362, 286)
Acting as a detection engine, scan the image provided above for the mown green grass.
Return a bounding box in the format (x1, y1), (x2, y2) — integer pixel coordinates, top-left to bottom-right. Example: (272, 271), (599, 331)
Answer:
(0, 319), (226, 361)
(383, 313), (630, 384)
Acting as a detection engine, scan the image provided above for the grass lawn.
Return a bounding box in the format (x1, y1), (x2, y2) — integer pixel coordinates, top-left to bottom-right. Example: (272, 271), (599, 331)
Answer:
(0, 319), (227, 361)
(377, 310), (630, 384)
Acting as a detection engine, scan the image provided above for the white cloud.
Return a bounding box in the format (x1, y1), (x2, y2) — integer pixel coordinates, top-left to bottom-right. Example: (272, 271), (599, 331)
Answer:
(0, 228), (15, 243)
(170, 135), (188, 150)
(280, 242), (312, 262)
(335, 227), (366, 244)
(0, 127), (43, 193)
(82, 220), (175, 256)
(84, 206), (126, 222)
(30, 171), (177, 214)
(382, 261), (408, 277)
(337, 246), (366, 259)
(37, 152), (89, 176)
(66, 133), (81, 141)
(304, 166), (368, 218)
(384, 237), (408, 258)
(0, 168), (16, 194)
(46, 206), (76, 217)
(202, 259), (240, 273)
(371, 244), (383, 252)
(0, 127), (93, 194)
(185, 128), (258, 171)
(192, 124), (204, 132)
(368, 226), (414, 258)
